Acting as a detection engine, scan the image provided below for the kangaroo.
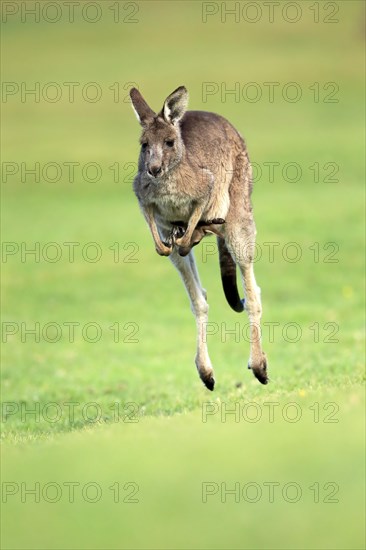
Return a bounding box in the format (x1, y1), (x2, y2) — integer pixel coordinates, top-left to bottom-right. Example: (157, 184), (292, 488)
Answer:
(130, 86), (268, 390)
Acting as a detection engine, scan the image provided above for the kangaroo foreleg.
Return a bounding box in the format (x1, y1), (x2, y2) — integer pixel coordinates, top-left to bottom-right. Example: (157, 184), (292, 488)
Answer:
(142, 205), (172, 256)
(174, 204), (206, 250)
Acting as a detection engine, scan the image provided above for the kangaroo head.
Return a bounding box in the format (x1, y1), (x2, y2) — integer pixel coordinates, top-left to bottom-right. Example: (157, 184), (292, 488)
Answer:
(130, 86), (188, 179)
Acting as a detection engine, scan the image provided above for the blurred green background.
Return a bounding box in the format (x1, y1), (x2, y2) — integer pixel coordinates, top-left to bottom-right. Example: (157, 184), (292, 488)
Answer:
(1, 1), (365, 549)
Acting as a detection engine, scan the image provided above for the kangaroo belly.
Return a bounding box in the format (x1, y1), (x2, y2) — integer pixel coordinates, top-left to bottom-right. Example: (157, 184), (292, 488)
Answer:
(153, 186), (230, 230)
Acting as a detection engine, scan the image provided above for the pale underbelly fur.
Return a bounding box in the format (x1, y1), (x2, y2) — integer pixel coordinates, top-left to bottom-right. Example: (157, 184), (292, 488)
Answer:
(154, 189), (230, 232)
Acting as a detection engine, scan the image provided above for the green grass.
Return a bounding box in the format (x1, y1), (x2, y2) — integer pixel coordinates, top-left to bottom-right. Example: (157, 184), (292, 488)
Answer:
(1, 2), (365, 549)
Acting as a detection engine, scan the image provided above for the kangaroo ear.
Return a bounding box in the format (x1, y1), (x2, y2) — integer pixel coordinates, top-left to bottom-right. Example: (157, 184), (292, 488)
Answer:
(130, 88), (156, 127)
(162, 86), (188, 125)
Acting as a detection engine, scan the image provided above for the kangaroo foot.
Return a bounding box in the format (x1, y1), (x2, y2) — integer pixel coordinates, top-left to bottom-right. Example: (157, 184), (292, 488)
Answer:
(195, 358), (215, 391)
(248, 352), (268, 385)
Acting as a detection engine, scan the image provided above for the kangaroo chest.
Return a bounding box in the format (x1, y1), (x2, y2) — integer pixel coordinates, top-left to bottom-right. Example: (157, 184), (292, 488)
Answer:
(138, 172), (203, 223)
(153, 191), (194, 223)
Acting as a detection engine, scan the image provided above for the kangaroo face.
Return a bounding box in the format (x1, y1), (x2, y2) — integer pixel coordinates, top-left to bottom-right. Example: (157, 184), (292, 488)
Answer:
(130, 86), (188, 180)
(139, 117), (183, 179)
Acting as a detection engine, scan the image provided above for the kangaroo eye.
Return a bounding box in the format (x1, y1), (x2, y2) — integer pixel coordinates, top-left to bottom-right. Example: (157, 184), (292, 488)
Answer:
(165, 140), (174, 148)
(141, 142), (148, 150)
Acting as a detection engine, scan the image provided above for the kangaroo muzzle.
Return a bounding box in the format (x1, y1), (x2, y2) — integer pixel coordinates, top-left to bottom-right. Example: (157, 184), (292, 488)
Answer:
(147, 147), (163, 178)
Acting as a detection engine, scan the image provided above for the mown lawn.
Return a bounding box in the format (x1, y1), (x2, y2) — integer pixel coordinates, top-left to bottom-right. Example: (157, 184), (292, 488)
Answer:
(1, 2), (365, 549)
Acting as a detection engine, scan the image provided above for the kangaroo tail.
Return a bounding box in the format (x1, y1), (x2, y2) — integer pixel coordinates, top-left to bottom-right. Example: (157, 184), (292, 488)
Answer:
(217, 237), (245, 313)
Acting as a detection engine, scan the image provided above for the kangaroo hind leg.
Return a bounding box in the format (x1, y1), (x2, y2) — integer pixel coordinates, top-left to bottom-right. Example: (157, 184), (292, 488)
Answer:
(169, 249), (215, 390)
(226, 222), (268, 384)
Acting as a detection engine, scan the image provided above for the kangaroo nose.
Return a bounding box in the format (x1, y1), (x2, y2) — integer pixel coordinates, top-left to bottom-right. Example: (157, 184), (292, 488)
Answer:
(149, 166), (162, 177)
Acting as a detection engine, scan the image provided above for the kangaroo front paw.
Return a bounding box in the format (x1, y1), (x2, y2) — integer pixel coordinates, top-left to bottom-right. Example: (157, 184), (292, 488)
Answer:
(172, 226), (186, 240)
(175, 235), (191, 248)
(207, 218), (225, 225)
(156, 242), (173, 256)
(248, 352), (268, 385)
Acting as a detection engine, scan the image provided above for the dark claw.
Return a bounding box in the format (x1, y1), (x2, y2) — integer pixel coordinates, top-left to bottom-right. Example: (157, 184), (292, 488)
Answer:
(172, 226), (185, 239)
(209, 218), (225, 225)
(162, 238), (172, 248)
(197, 218), (225, 226)
(253, 370), (268, 385)
(202, 375), (215, 391)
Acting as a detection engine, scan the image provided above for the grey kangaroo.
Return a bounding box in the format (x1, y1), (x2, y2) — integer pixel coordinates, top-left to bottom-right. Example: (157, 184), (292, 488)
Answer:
(130, 86), (268, 390)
